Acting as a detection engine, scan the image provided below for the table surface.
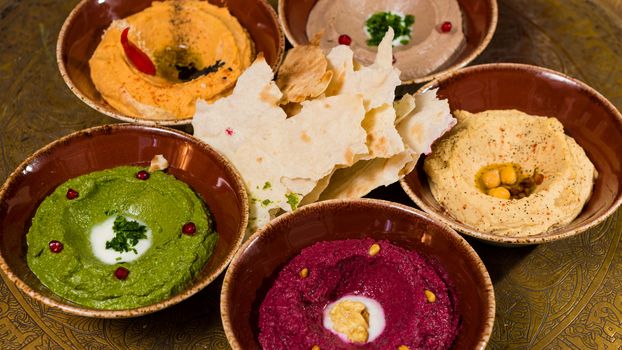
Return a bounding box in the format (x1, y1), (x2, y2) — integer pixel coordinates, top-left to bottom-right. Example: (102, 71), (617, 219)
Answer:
(1, 0), (621, 349)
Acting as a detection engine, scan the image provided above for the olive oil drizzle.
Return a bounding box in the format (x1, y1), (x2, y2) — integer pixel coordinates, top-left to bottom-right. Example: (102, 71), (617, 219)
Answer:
(153, 0), (226, 83)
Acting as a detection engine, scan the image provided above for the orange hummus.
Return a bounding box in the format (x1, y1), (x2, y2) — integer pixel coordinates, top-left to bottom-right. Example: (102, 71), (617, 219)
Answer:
(89, 0), (254, 120)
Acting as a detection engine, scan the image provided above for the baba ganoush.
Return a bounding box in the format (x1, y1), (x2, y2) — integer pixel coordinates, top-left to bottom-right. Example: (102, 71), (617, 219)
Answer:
(89, 0), (254, 120)
(26, 166), (217, 310)
(424, 109), (597, 236)
(306, 0), (465, 81)
(258, 239), (459, 349)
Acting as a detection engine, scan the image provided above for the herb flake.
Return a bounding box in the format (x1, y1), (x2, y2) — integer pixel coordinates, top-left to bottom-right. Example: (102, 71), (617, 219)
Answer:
(365, 12), (415, 47)
(286, 193), (301, 211)
(106, 216), (147, 254)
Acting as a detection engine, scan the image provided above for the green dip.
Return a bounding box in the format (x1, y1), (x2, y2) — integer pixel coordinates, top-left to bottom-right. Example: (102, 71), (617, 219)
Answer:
(26, 166), (218, 310)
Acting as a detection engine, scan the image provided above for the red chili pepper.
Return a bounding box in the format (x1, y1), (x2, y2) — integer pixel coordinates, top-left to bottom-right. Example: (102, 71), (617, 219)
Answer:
(120, 27), (156, 76)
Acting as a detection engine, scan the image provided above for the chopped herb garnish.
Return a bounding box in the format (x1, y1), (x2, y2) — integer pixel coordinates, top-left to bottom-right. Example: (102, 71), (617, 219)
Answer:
(365, 12), (415, 47)
(286, 193), (301, 211)
(105, 216), (147, 254)
(261, 199), (272, 207)
(176, 60), (225, 82)
(263, 181), (272, 190)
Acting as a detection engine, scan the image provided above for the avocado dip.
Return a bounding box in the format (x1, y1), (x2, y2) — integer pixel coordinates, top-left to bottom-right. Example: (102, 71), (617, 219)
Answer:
(26, 166), (218, 310)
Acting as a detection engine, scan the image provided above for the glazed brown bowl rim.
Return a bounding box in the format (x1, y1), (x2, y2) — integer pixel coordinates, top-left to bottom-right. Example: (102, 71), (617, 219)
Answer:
(0, 123), (249, 318)
(220, 198), (495, 349)
(277, 0), (498, 84)
(400, 62), (622, 246)
(56, 0), (286, 126)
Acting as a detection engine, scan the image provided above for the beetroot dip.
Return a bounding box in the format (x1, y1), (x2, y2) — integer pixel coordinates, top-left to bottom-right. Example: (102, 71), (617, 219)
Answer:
(258, 238), (460, 349)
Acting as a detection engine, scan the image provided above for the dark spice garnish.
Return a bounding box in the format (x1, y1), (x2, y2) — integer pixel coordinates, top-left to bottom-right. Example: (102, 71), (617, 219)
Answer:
(175, 60), (225, 82)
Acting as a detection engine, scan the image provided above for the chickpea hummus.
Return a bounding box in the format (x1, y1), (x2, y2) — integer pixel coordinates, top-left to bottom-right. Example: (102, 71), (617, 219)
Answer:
(424, 109), (597, 236)
(89, 0), (254, 120)
(306, 0), (465, 81)
(258, 239), (459, 349)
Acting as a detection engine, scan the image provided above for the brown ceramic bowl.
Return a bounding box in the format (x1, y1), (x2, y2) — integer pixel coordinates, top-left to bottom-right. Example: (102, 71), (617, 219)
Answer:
(57, 0), (285, 126)
(278, 0), (497, 84)
(221, 199), (495, 349)
(0, 124), (248, 318)
(401, 63), (622, 246)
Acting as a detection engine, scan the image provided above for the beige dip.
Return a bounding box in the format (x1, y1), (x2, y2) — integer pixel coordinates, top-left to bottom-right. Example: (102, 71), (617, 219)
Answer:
(424, 110), (597, 236)
(306, 0), (465, 81)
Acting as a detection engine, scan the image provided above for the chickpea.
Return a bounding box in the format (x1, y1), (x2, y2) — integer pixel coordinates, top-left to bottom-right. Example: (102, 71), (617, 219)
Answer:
(500, 166), (517, 185)
(368, 243), (381, 256)
(424, 290), (437, 303)
(488, 187), (511, 199)
(481, 169), (501, 189)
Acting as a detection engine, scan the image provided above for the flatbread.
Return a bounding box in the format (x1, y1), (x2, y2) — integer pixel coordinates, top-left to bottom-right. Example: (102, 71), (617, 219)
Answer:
(276, 45), (333, 103)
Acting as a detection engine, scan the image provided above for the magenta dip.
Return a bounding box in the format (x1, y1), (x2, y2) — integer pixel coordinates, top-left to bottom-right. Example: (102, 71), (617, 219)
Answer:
(258, 238), (460, 349)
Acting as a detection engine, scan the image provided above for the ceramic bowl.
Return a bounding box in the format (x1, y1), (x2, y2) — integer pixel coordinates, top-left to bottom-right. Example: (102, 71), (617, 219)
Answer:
(0, 124), (248, 318)
(57, 0), (285, 126)
(401, 63), (622, 246)
(278, 0), (497, 84)
(221, 199), (495, 349)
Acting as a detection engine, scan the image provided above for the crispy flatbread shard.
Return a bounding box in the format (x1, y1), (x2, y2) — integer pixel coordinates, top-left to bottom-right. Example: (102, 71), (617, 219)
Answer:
(318, 91), (456, 200)
(397, 89), (457, 155)
(281, 101), (303, 117)
(192, 56), (286, 159)
(234, 94), (367, 228)
(323, 46), (352, 97)
(148, 154), (169, 173)
(325, 27), (401, 111)
(394, 94), (416, 124)
(276, 45), (333, 103)
(319, 148), (417, 200)
(300, 173), (333, 206)
(361, 104), (405, 160)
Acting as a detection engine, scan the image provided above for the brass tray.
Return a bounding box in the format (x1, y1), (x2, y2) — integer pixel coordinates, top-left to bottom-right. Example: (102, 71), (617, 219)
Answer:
(0, 0), (621, 348)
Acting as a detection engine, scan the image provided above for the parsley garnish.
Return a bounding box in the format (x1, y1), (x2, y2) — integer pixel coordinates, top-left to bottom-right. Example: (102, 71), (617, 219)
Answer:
(105, 216), (147, 254)
(262, 181), (272, 190)
(365, 12), (415, 47)
(286, 193), (301, 211)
